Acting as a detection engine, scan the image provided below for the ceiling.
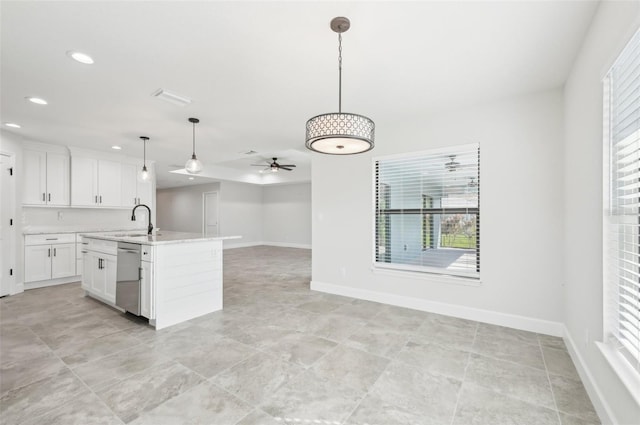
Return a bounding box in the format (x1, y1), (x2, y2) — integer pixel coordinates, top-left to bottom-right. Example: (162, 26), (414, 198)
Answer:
(1, 1), (599, 189)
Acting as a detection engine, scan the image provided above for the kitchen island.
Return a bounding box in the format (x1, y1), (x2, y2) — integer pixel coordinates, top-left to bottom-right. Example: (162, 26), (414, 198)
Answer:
(80, 231), (240, 330)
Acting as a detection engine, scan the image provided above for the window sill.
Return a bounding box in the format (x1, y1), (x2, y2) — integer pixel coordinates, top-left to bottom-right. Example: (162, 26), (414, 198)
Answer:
(595, 341), (640, 407)
(371, 265), (482, 287)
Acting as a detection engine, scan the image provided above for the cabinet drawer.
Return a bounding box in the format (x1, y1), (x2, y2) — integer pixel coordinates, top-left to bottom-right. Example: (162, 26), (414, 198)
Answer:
(25, 233), (76, 246)
(86, 238), (117, 255)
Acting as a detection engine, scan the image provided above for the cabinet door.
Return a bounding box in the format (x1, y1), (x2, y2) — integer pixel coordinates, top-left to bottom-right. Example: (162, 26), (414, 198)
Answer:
(23, 150), (47, 205)
(71, 157), (98, 206)
(81, 251), (92, 290)
(103, 254), (118, 303)
(51, 243), (76, 279)
(24, 245), (52, 282)
(120, 163), (138, 207)
(98, 160), (122, 207)
(140, 260), (152, 318)
(46, 153), (70, 206)
(91, 256), (106, 297)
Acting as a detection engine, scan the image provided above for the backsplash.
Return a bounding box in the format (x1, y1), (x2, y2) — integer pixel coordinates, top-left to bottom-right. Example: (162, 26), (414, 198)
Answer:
(22, 207), (147, 229)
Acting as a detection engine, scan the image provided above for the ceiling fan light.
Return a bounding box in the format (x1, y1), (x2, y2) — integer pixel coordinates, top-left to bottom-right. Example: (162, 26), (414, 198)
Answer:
(185, 155), (203, 174)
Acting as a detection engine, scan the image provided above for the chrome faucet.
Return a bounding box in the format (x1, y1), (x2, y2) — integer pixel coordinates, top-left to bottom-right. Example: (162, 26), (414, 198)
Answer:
(131, 204), (153, 235)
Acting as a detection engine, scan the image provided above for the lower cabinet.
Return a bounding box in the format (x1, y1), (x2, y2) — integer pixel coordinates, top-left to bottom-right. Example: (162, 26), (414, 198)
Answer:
(24, 233), (77, 283)
(82, 240), (117, 303)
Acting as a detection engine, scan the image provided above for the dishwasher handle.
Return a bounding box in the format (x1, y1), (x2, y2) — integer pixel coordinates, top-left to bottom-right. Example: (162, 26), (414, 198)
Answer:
(118, 248), (140, 254)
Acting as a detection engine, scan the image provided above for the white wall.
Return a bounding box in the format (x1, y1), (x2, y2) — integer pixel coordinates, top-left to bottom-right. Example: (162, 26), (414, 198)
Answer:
(218, 181), (263, 248)
(311, 89), (565, 333)
(263, 182), (311, 248)
(563, 2), (640, 424)
(157, 182), (221, 234)
(157, 181), (312, 249)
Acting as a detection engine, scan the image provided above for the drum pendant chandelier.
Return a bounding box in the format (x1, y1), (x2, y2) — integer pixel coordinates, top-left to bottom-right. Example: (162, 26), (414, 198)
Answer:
(305, 17), (375, 155)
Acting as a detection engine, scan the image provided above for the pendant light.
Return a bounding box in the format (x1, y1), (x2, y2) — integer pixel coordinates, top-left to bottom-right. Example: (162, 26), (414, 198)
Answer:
(185, 117), (203, 174)
(305, 17), (375, 155)
(139, 136), (150, 181)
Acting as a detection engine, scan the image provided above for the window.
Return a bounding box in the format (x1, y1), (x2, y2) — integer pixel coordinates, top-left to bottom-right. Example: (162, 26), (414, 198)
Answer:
(374, 144), (480, 278)
(603, 27), (640, 374)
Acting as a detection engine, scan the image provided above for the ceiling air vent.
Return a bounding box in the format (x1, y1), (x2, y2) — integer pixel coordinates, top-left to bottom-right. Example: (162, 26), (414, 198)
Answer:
(151, 89), (192, 107)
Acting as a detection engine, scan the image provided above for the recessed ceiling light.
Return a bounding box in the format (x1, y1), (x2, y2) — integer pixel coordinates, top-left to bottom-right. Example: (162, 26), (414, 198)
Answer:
(67, 50), (94, 64)
(4, 122), (21, 128)
(26, 97), (48, 105)
(111, 145), (122, 150)
(188, 177), (195, 180)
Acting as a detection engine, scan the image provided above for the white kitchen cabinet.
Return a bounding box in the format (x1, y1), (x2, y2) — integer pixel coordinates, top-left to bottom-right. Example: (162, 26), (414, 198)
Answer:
(121, 163), (154, 208)
(50, 243), (76, 279)
(81, 251), (92, 290)
(23, 150), (70, 206)
(71, 157), (122, 207)
(82, 239), (118, 303)
(24, 233), (77, 283)
(24, 245), (52, 282)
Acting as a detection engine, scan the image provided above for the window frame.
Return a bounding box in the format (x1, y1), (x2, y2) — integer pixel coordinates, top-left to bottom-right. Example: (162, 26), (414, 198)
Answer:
(372, 143), (480, 280)
(602, 26), (640, 378)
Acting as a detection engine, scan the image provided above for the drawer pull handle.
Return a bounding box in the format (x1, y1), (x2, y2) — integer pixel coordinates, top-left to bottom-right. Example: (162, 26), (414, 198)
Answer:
(45, 238), (58, 240)
(81, 250), (88, 254)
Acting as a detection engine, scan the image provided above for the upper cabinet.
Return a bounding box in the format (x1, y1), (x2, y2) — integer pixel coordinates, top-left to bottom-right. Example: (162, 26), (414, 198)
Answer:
(120, 163), (154, 207)
(23, 150), (70, 206)
(71, 158), (122, 207)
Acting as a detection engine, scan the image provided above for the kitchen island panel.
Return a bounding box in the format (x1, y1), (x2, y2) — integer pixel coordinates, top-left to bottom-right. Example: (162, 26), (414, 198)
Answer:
(153, 240), (223, 330)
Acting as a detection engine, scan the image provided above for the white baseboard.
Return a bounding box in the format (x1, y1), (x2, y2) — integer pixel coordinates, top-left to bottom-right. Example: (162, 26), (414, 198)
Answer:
(24, 276), (81, 290)
(223, 241), (264, 250)
(563, 327), (616, 425)
(223, 241), (311, 250)
(262, 242), (312, 249)
(310, 280), (564, 336)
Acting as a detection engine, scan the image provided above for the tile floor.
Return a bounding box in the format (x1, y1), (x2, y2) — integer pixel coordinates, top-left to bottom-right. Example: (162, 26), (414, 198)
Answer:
(0, 246), (600, 425)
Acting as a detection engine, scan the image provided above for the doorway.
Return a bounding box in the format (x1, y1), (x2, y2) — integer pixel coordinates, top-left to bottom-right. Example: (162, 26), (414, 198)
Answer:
(0, 153), (16, 296)
(203, 191), (219, 237)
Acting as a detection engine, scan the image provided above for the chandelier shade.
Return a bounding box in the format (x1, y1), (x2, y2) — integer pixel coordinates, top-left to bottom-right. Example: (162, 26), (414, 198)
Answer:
(305, 112), (375, 154)
(305, 17), (375, 155)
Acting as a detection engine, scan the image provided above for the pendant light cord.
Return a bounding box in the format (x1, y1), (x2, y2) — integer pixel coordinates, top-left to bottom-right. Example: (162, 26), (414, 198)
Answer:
(338, 33), (343, 114)
(192, 121), (196, 156)
(143, 138), (146, 167)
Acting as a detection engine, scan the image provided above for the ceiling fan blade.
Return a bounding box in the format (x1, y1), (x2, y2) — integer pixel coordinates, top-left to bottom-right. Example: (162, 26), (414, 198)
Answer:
(279, 164), (296, 168)
(279, 166), (294, 171)
(251, 163), (269, 166)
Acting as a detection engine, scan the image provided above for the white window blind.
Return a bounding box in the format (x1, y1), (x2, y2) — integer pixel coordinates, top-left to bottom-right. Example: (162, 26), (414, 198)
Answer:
(604, 27), (640, 374)
(374, 144), (480, 278)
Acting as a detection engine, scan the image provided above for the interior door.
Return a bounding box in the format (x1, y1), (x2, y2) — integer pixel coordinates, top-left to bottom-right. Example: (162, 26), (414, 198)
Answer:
(203, 191), (219, 237)
(0, 153), (14, 296)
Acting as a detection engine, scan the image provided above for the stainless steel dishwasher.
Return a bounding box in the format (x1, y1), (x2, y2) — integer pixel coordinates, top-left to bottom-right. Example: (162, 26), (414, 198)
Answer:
(116, 242), (142, 315)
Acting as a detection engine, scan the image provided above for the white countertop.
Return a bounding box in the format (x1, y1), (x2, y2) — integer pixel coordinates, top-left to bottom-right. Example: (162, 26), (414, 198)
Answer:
(23, 226), (147, 235)
(80, 230), (241, 246)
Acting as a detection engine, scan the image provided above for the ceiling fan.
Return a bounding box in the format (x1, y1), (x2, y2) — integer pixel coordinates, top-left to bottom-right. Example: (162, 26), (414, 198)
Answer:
(251, 157), (296, 173)
(445, 155), (461, 172)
